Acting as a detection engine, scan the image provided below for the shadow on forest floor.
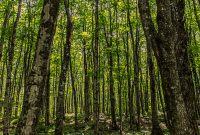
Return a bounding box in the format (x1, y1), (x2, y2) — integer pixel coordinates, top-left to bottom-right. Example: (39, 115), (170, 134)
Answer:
(0, 113), (170, 135)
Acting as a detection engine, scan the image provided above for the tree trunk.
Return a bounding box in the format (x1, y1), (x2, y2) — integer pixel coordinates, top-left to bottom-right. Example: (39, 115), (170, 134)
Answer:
(70, 57), (78, 130)
(190, 30), (200, 116)
(3, 0), (22, 134)
(174, 1), (199, 134)
(138, 0), (198, 134)
(115, 4), (122, 133)
(145, 54), (149, 114)
(192, 0), (200, 30)
(147, 43), (163, 135)
(15, 73), (23, 118)
(0, 1), (12, 63)
(93, 0), (100, 134)
(123, 32), (135, 129)
(0, 61), (5, 115)
(45, 64), (50, 126)
(55, 0), (73, 134)
(16, 0), (60, 134)
(103, 7), (117, 129)
(134, 13), (141, 130)
(82, 23), (90, 122)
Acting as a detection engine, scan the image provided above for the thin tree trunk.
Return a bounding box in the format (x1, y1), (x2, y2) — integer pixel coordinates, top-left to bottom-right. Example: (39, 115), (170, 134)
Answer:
(0, 1), (12, 63)
(15, 73), (23, 118)
(103, 7), (117, 129)
(145, 54), (149, 114)
(3, 0), (22, 134)
(192, 0), (200, 30)
(157, 71), (169, 128)
(11, 39), (23, 118)
(147, 43), (163, 135)
(102, 61), (105, 114)
(115, 4), (122, 134)
(0, 61), (5, 115)
(134, 12), (141, 130)
(123, 33), (135, 129)
(55, 0), (73, 134)
(45, 64), (50, 126)
(82, 23), (90, 122)
(70, 57), (78, 130)
(190, 30), (200, 116)
(93, 0), (100, 134)
(127, 0), (138, 129)
(108, 8), (117, 129)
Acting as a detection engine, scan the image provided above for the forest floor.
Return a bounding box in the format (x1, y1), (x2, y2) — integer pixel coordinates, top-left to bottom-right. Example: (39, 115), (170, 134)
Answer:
(0, 113), (169, 135)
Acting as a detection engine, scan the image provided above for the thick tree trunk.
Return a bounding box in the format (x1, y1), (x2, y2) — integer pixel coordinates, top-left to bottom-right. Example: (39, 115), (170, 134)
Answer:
(16, 0), (60, 134)
(138, 0), (198, 134)
(174, 1), (199, 134)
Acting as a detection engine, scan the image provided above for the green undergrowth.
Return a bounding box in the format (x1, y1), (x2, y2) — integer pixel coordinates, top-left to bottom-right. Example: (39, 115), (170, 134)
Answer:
(0, 114), (170, 135)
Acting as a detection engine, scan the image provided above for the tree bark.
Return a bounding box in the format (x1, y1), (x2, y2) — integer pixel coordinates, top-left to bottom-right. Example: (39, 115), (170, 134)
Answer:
(147, 43), (163, 135)
(173, 1), (199, 134)
(16, 0), (60, 134)
(55, 0), (73, 134)
(138, 0), (198, 134)
(70, 57), (78, 130)
(115, 4), (122, 133)
(93, 0), (100, 134)
(103, 7), (117, 129)
(134, 11), (141, 130)
(82, 23), (90, 122)
(3, 0), (22, 134)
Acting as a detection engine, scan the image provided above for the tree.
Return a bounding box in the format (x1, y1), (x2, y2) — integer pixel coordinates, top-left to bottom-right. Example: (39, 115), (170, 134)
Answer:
(93, 0), (100, 134)
(55, 0), (73, 134)
(0, 0), (199, 135)
(147, 42), (163, 135)
(103, 5), (117, 129)
(3, 0), (22, 134)
(0, 1), (12, 63)
(82, 23), (91, 122)
(138, 0), (198, 134)
(16, 0), (60, 134)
